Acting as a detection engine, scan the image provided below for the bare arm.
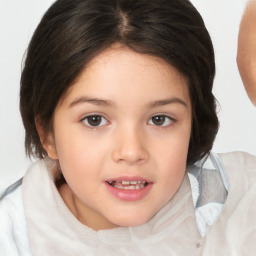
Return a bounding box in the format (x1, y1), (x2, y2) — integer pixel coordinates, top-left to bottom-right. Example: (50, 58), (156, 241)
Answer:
(237, 0), (256, 106)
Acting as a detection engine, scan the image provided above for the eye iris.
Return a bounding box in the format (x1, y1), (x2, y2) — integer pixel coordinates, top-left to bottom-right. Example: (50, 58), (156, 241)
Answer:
(87, 116), (102, 126)
(152, 116), (165, 125)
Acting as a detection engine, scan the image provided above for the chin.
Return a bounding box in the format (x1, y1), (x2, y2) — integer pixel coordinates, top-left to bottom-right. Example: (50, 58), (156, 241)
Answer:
(110, 213), (153, 228)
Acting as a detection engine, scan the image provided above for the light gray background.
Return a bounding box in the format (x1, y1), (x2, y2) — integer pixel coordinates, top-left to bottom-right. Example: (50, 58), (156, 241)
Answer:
(0, 0), (255, 193)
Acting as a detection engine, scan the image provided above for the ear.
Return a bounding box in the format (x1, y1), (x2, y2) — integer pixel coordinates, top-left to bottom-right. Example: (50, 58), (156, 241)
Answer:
(35, 118), (58, 160)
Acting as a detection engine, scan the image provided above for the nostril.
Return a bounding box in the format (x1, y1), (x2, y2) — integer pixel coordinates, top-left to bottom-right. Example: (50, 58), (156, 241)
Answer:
(111, 135), (149, 164)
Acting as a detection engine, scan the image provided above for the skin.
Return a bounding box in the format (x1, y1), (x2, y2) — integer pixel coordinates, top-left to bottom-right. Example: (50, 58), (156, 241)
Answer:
(237, 0), (256, 106)
(39, 45), (192, 231)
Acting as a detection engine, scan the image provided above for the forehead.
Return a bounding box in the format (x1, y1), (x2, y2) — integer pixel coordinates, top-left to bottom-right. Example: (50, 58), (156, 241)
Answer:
(60, 45), (190, 108)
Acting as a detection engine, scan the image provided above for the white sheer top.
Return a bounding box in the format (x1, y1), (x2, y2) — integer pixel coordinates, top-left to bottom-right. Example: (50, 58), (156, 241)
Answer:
(1, 151), (256, 255)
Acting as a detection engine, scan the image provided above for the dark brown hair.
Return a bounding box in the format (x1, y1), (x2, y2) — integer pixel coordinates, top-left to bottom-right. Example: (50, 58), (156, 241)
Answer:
(20, 0), (218, 165)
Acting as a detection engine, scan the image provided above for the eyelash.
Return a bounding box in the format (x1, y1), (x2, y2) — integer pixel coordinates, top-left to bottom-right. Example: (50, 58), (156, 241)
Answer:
(80, 114), (175, 128)
(148, 115), (175, 127)
(81, 114), (108, 128)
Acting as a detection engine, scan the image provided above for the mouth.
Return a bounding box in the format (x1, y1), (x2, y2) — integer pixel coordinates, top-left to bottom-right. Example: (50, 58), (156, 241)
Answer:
(105, 176), (154, 201)
(106, 180), (149, 190)
(105, 177), (153, 201)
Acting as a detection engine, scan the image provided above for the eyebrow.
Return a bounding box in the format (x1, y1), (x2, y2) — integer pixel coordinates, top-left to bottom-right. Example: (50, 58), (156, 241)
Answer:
(69, 96), (188, 108)
(148, 98), (188, 108)
(69, 96), (116, 108)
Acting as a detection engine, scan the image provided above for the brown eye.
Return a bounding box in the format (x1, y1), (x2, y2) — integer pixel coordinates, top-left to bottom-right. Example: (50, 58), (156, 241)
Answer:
(149, 115), (173, 126)
(83, 115), (107, 127)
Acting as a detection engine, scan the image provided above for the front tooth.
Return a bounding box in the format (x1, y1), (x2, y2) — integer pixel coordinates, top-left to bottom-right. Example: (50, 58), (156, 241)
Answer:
(121, 181), (138, 185)
(114, 185), (123, 189)
(123, 185), (136, 190)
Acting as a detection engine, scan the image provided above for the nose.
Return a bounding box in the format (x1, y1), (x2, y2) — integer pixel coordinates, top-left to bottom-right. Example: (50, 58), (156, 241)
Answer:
(111, 127), (149, 165)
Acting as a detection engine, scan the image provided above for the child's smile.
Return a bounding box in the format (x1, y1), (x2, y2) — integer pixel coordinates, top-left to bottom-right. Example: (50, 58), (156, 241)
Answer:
(44, 45), (192, 231)
(105, 176), (153, 201)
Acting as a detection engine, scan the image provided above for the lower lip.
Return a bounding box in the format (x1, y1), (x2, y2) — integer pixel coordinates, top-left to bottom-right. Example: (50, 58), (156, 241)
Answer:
(105, 182), (153, 201)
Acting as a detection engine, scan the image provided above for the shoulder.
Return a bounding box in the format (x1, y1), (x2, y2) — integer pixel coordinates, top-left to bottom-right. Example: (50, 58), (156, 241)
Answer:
(0, 180), (31, 256)
(218, 151), (256, 170)
(0, 179), (24, 219)
(0, 179), (23, 223)
(204, 152), (256, 254)
(218, 151), (256, 188)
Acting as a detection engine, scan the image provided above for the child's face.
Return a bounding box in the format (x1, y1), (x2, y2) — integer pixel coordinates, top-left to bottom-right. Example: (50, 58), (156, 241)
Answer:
(47, 45), (192, 230)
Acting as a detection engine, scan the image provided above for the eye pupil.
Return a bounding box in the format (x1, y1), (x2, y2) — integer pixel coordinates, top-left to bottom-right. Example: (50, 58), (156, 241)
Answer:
(87, 116), (102, 126)
(152, 116), (165, 125)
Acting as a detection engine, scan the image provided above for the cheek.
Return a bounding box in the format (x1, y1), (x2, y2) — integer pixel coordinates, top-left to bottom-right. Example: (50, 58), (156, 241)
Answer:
(155, 152), (187, 208)
(52, 116), (113, 192)
(53, 128), (105, 181)
(152, 129), (190, 192)
(54, 123), (106, 159)
(153, 127), (190, 163)
(56, 138), (103, 198)
(159, 149), (187, 183)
